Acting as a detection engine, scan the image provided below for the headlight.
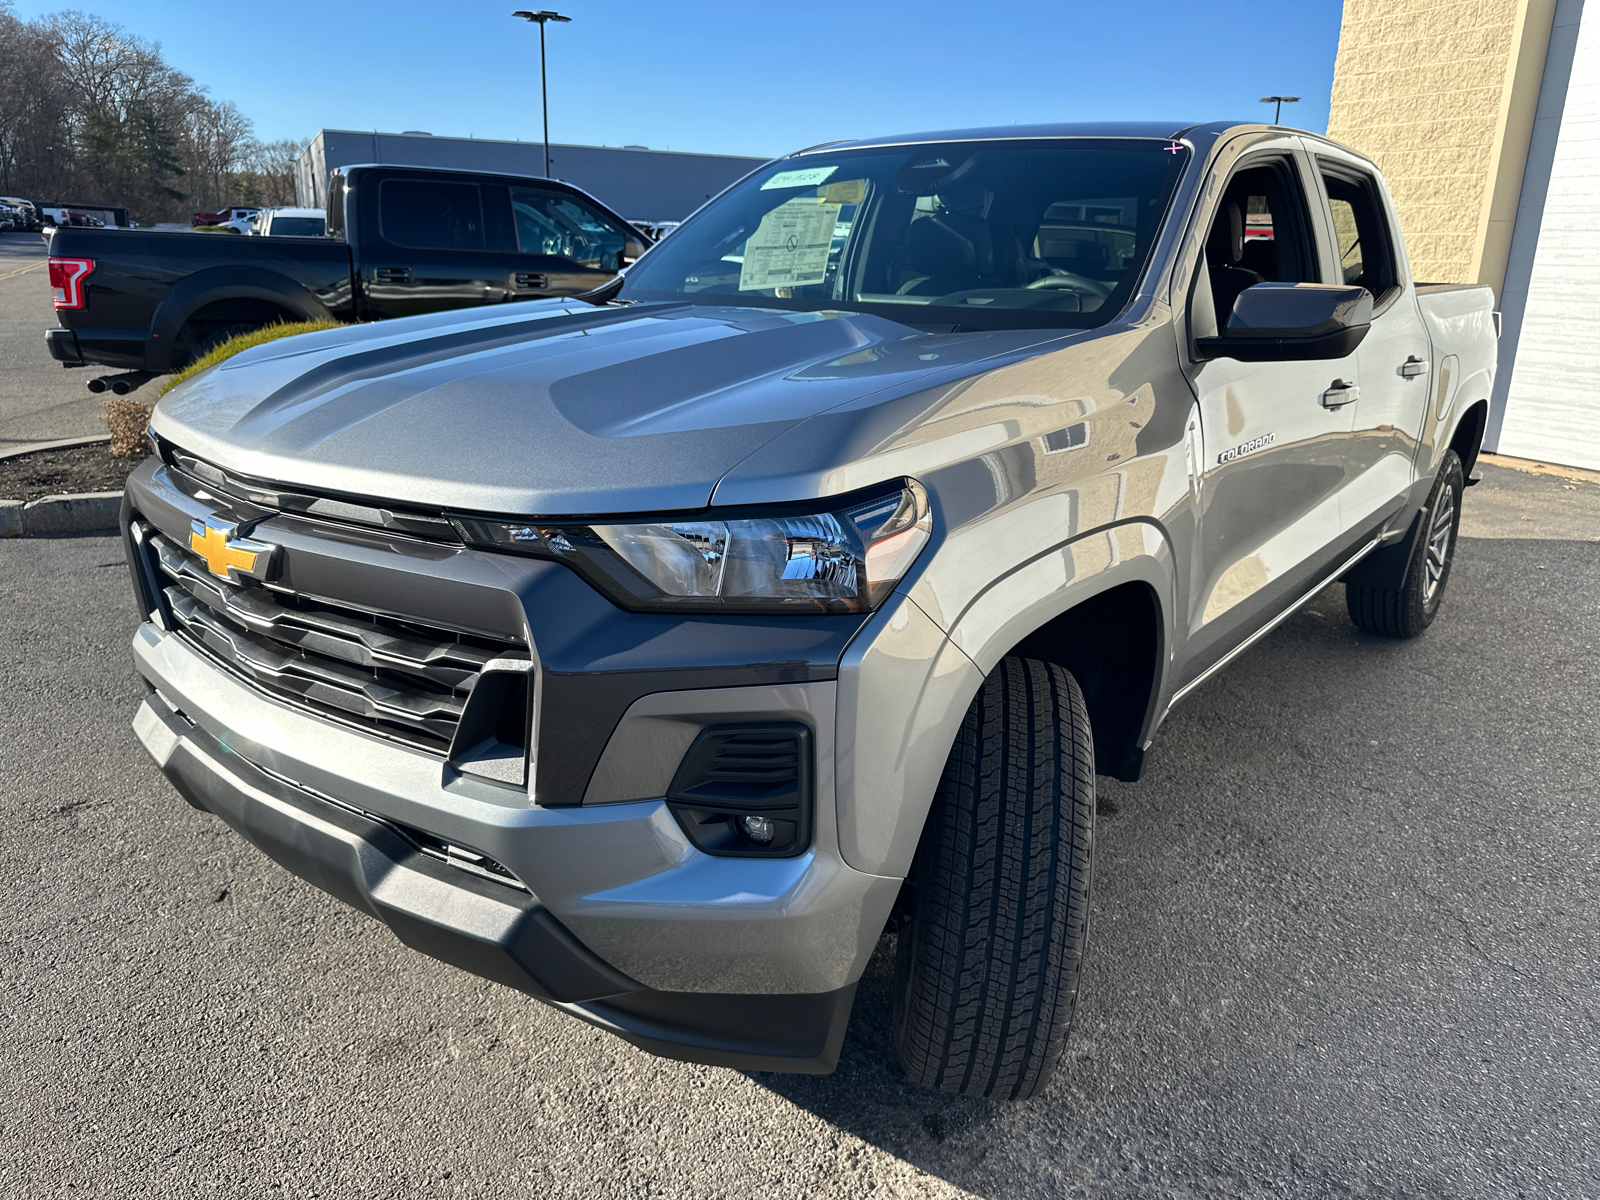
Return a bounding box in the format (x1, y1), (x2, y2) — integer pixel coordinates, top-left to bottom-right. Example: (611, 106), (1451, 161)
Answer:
(455, 481), (931, 614)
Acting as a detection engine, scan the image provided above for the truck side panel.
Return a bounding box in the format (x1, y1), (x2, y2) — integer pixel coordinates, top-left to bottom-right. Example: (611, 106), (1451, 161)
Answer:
(1415, 284), (1498, 487)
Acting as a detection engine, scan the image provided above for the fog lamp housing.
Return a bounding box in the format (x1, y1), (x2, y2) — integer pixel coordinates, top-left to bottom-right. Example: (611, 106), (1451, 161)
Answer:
(665, 724), (811, 857)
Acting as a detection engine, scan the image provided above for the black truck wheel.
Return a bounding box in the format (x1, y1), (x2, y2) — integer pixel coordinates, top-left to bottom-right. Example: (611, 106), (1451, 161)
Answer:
(1347, 450), (1465, 639)
(892, 655), (1094, 1100)
(172, 320), (260, 369)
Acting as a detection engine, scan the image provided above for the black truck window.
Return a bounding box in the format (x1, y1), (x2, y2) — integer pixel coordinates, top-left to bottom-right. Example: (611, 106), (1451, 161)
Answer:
(380, 180), (485, 251)
(511, 189), (629, 270)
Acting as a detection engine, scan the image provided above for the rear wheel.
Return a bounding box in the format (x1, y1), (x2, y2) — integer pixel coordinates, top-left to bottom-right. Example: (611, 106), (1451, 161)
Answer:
(172, 319), (260, 369)
(892, 656), (1094, 1100)
(1347, 450), (1464, 638)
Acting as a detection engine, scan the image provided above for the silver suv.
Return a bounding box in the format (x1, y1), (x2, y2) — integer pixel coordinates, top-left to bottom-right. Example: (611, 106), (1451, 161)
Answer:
(123, 122), (1497, 1099)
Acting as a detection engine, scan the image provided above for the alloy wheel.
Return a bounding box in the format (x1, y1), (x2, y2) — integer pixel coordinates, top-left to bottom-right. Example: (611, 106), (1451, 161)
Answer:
(1423, 485), (1456, 606)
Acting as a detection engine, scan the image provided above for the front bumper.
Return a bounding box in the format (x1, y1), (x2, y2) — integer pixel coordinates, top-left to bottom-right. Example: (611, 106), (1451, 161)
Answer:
(134, 687), (857, 1071)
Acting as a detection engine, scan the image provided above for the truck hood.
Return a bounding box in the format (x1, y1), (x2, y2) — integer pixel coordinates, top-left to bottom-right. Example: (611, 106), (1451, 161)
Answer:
(150, 300), (1064, 515)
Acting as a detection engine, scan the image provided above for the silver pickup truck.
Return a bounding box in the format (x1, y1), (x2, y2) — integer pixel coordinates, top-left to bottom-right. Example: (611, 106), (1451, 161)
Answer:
(121, 121), (1497, 1100)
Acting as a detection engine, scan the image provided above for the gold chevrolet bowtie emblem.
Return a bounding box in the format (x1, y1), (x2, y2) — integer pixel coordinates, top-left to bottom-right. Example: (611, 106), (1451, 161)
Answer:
(189, 517), (276, 583)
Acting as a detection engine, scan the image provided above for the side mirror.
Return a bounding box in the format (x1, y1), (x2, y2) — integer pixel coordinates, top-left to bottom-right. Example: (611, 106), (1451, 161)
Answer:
(623, 235), (650, 265)
(1196, 282), (1373, 361)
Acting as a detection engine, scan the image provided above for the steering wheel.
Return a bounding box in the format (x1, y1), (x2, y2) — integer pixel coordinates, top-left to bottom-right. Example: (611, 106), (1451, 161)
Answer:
(1025, 271), (1113, 300)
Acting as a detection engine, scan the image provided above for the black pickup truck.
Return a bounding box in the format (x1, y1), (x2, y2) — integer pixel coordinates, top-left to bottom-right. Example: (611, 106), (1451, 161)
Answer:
(44, 164), (651, 373)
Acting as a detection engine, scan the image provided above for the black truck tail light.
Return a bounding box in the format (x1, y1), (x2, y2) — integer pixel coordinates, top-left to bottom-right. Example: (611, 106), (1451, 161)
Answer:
(666, 724), (812, 857)
(49, 257), (94, 309)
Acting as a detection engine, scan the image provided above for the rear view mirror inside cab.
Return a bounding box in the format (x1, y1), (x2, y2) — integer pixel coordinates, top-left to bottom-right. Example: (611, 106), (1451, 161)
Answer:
(1196, 281), (1373, 361)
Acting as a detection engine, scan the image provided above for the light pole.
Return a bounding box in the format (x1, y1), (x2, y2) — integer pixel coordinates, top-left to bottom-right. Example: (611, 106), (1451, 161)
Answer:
(513, 10), (571, 178)
(1260, 95), (1300, 125)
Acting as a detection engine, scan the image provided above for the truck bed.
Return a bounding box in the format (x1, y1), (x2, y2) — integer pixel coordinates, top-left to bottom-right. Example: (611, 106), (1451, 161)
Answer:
(45, 227), (354, 372)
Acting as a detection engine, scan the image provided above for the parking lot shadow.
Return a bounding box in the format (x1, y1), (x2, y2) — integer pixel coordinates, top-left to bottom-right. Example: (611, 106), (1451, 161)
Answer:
(747, 930), (1007, 1188)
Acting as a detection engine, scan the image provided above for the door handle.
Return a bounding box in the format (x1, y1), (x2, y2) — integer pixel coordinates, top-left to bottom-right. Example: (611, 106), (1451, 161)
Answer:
(1322, 379), (1360, 408)
(511, 271), (549, 291)
(1400, 356), (1428, 378)
(372, 266), (410, 283)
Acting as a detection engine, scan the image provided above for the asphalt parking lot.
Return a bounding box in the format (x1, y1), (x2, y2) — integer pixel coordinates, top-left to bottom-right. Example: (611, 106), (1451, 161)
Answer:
(0, 235), (108, 447)
(2, 461), (1595, 1199)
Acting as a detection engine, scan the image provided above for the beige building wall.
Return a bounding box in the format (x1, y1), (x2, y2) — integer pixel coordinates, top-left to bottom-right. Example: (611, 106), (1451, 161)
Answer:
(1326, 0), (1557, 295)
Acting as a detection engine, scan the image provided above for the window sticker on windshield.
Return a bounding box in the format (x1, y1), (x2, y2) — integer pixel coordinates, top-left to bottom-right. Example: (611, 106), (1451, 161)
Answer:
(760, 166), (838, 190)
(823, 179), (866, 204)
(739, 197), (842, 291)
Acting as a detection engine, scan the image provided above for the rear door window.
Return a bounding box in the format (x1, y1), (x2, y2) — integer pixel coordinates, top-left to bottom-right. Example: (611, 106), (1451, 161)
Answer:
(1318, 164), (1399, 298)
(380, 180), (485, 251)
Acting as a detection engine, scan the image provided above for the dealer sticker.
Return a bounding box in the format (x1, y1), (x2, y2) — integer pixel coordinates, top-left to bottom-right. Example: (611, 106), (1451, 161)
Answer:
(761, 166), (838, 190)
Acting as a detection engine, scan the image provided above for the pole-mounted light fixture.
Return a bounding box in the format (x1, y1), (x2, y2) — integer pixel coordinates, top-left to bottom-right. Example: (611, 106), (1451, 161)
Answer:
(1260, 96), (1300, 125)
(513, 10), (571, 178)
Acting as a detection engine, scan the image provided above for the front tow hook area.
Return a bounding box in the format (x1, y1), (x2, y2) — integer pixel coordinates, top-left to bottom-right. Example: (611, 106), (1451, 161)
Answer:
(132, 695), (859, 1074)
(133, 695), (636, 1005)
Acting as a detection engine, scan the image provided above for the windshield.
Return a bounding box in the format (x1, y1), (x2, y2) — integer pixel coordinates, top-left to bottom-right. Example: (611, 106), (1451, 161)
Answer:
(268, 216), (325, 237)
(621, 138), (1189, 330)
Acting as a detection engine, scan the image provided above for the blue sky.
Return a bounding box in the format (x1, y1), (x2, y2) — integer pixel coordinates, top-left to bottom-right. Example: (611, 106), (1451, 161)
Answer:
(17, 1), (1346, 156)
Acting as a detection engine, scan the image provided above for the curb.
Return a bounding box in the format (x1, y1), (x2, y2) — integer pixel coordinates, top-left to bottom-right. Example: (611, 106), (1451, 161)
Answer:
(1479, 453), (1600, 487)
(0, 433), (113, 462)
(0, 491), (122, 537)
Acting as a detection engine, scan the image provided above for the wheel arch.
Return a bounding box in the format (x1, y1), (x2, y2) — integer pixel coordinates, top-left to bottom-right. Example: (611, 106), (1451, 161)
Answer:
(1008, 578), (1164, 783)
(146, 266), (335, 370)
(836, 519), (1176, 878)
(1449, 397), (1489, 479)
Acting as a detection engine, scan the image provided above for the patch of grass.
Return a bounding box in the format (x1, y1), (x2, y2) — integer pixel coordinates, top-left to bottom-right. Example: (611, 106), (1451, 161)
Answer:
(190, 224), (240, 233)
(158, 319), (342, 397)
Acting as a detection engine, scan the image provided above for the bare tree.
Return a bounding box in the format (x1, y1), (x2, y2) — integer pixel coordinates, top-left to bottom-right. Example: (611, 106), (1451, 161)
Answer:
(0, 3), (69, 196)
(185, 99), (253, 213)
(47, 10), (194, 122)
(0, 6), (305, 222)
(243, 137), (306, 207)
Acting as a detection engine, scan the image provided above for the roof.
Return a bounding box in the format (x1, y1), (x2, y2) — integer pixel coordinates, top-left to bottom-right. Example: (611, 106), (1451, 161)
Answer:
(794, 121), (1318, 155)
(301, 131), (770, 222)
(313, 129), (765, 162)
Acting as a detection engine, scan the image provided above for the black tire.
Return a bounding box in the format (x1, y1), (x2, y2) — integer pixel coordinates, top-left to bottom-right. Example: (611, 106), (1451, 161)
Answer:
(171, 320), (262, 369)
(1347, 450), (1465, 638)
(892, 656), (1094, 1100)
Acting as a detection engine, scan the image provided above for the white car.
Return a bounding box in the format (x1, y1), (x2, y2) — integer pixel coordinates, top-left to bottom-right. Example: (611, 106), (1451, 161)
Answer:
(248, 207), (327, 237)
(216, 207), (262, 234)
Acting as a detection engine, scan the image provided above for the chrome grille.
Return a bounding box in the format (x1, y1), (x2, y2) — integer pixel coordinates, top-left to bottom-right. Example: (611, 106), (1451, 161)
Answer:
(144, 525), (528, 753)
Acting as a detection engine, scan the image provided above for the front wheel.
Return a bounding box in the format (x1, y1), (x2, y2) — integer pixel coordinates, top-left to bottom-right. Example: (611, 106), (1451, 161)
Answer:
(1347, 450), (1465, 638)
(892, 656), (1094, 1100)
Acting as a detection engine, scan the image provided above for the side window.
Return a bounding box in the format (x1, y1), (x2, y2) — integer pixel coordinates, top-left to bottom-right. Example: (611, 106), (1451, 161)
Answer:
(511, 189), (629, 270)
(1327, 198), (1363, 281)
(1319, 165), (1398, 297)
(380, 180), (485, 251)
(1194, 159), (1319, 331)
